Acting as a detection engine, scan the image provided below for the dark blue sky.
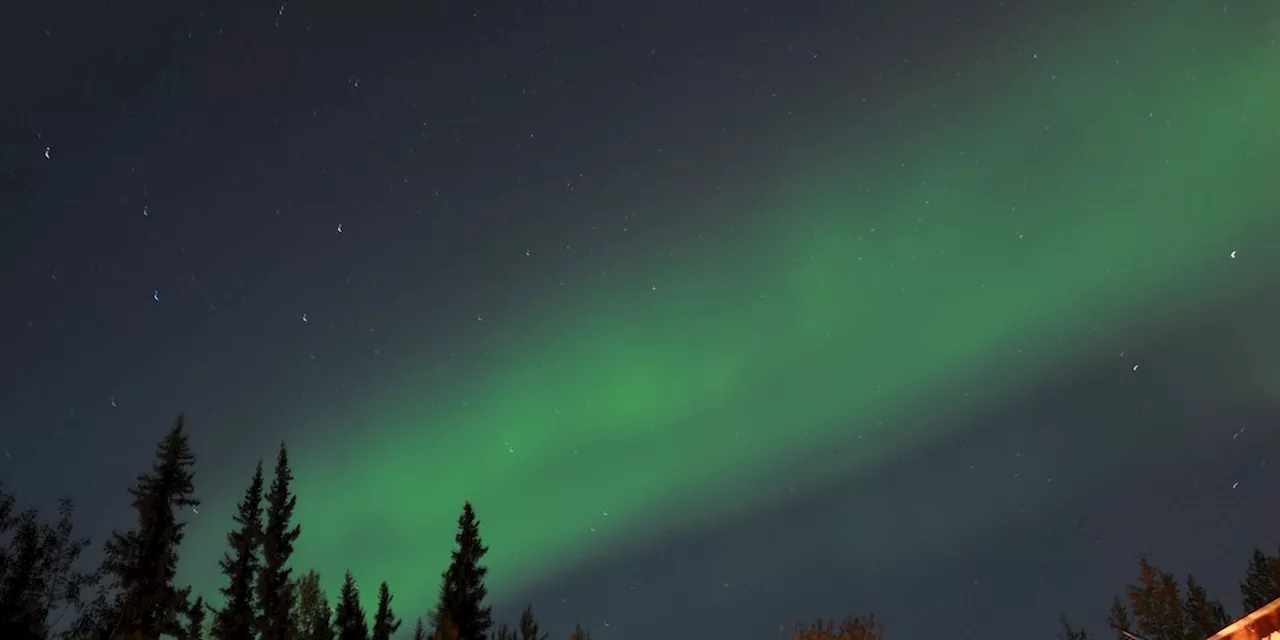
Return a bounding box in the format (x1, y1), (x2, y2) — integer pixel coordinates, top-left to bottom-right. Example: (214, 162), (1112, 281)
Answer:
(3, 1), (1279, 639)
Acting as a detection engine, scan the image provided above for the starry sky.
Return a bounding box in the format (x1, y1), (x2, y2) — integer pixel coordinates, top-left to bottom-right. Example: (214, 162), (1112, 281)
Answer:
(3, 0), (1280, 638)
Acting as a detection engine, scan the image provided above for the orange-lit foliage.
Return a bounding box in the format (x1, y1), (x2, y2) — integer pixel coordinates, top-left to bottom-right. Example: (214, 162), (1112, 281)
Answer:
(793, 615), (885, 640)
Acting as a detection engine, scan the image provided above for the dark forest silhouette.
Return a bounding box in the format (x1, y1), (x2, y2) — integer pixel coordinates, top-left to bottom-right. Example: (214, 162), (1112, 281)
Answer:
(1, 415), (1278, 639)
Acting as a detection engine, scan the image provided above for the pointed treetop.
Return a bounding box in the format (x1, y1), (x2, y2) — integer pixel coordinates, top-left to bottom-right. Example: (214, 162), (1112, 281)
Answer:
(372, 581), (402, 640)
(518, 604), (546, 640)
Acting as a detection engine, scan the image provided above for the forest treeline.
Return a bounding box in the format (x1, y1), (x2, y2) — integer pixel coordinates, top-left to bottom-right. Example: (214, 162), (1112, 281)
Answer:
(0, 415), (1277, 640)
(1057, 544), (1280, 640)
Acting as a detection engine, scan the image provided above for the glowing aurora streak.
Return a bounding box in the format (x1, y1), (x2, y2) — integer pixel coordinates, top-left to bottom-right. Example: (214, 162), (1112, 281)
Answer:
(181, 0), (1280, 616)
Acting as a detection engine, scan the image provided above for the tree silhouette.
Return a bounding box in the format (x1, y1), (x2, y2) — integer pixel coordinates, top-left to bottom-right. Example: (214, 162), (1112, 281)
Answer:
(183, 595), (207, 640)
(1240, 547), (1280, 612)
(1113, 557), (1233, 640)
(371, 580), (402, 640)
(1059, 614), (1090, 640)
(0, 499), (45, 639)
(1183, 573), (1229, 638)
(568, 623), (592, 640)
(518, 604), (547, 640)
(1108, 596), (1135, 640)
(212, 461), (264, 640)
(1124, 557), (1189, 640)
(412, 617), (429, 640)
(334, 570), (369, 640)
(0, 492), (97, 640)
(293, 569), (335, 640)
(96, 415), (200, 639)
(259, 443), (302, 640)
(431, 502), (493, 640)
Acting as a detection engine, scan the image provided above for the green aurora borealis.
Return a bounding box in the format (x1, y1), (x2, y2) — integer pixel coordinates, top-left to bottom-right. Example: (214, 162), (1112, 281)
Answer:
(181, 0), (1280, 619)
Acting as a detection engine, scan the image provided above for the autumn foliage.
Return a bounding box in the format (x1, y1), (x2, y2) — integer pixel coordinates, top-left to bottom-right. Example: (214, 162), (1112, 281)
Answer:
(792, 614), (885, 640)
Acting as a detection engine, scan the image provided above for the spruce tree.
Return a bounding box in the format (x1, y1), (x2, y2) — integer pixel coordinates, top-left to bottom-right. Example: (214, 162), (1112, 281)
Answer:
(518, 604), (547, 640)
(492, 623), (515, 640)
(0, 482), (12, 526)
(293, 569), (335, 640)
(371, 581), (402, 640)
(1183, 574), (1229, 638)
(212, 461), (264, 640)
(1240, 547), (1280, 612)
(99, 415), (200, 639)
(183, 596), (207, 640)
(412, 617), (428, 640)
(259, 443), (302, 640)
(431, 502), (493, 640)
(333, 570), (369, 640)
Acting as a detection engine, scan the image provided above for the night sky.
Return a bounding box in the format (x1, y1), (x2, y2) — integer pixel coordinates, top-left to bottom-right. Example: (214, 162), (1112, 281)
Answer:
(3, 0), (1280, 638)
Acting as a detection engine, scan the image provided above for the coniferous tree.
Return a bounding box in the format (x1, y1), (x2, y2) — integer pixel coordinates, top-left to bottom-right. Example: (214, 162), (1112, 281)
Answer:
(0, 495), (97, 640)
(492, 623), (515, 640)
(0, 481), (12, 526)
(1240, 547), (1280, 612)
(1108, 596), (1135, 640)
(431, 502), (493, 640)
(293, 569), (335, 640)
(412, 617), (429, 640)
(1183, 574), (1229, 638)
(1059, 614), (1090, 640)
(212, 461), (264, 640)
(518, 604), (547, 640)
(333, 570), (369, 640)
(259, 443), (302, 640)
(183, 596), (207, 640)
(371, 581), (402, 640)
(97, 415), (200, 639)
